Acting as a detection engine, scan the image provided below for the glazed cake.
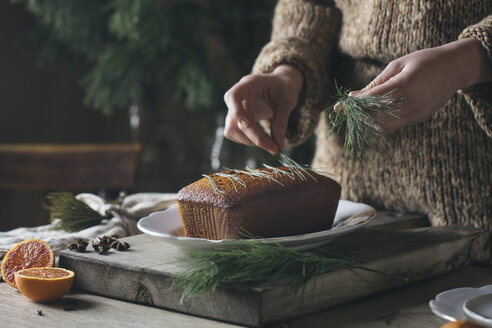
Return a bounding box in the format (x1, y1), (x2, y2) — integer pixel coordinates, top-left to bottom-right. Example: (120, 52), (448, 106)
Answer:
(175, 166), (341, 240)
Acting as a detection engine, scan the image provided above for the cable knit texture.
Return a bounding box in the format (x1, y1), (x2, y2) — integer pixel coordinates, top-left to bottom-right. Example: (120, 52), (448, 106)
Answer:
(253, 0), (492, 229)
(253, 0), (341, 145)
(459, 15), (492, 137)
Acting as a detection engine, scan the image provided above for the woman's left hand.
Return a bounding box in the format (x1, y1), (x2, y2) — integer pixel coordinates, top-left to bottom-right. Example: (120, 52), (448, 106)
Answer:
(351, 37), (492, 131)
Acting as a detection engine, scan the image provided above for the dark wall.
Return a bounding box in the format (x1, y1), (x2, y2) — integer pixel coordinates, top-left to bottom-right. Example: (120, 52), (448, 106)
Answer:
(0, 2), (132, 230)
(0, 1), (315, 231)
(0, 2), (131, 143)
(0, 1), (232, 230)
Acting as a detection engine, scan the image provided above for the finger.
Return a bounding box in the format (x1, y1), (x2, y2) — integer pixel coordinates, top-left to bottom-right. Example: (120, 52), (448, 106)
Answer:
(362, 73), (403, 98)
(227, 127), (256, 146)
(333, 90), (360, 114)
(241, 99), (281, 152)
(225, 93), (277, 151)
(224, 91), (255, 124)
(224, 92), (262, 146)
(360, 61), (403, 93)
(333, 102), (345, 113)
(270, 110), (290, 151)
(237, 119), (279, 155)
(242, 99), (274, 121)
(360, 77), (405, 130)
(243, 99), (288, 151)
(224, 115), (255, 146)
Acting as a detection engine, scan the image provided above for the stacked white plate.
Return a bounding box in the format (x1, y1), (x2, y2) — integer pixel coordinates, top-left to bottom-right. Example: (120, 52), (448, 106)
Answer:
(430, 285), (492, 327)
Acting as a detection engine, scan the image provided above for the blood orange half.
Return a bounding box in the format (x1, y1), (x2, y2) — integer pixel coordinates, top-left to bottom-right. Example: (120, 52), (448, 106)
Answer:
(15, 267), (74, 302)
(1, 239), (55, 288)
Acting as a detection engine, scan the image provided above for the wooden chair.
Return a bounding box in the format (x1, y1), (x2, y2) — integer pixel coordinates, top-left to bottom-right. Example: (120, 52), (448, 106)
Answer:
(0, 143), (141, 190)
(0, 143), (141, 230)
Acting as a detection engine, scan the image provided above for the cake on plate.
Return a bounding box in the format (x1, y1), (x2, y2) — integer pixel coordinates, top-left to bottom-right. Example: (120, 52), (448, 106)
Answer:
(176, 165), (341, 240)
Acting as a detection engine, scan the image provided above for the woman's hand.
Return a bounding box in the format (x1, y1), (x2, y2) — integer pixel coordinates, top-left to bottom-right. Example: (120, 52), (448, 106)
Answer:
(223, 65), (303, 154)
(351, 37), (492, 131)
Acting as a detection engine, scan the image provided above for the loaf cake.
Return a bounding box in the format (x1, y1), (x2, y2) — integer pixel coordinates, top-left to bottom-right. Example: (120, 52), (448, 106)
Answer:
(175, 166), (341, 240)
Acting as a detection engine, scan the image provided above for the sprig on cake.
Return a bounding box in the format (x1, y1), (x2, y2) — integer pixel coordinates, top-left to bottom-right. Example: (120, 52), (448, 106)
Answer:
(202, 153), (326, 194)
(327, 82), (400, 158)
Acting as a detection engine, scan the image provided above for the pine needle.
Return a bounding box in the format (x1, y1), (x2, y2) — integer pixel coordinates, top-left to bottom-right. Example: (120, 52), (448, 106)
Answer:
(327, 82), (400, 158)
(170, 241), (376, 303)
(203, 153), (320, 194)
(46, 192), (109, 232)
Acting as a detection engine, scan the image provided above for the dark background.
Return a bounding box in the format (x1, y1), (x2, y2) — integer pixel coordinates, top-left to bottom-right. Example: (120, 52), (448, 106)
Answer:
(0, 1), (315, 231)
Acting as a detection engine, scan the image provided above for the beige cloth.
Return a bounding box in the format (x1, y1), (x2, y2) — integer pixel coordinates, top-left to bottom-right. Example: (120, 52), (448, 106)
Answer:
(0, 193), (176, 256)
(253, 0), (492, 229)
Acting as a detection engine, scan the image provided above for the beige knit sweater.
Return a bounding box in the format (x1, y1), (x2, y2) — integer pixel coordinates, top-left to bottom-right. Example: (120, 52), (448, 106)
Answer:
(253, 0), (492, 229)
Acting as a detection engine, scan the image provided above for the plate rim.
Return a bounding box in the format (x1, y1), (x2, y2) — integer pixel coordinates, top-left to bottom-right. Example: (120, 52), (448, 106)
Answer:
(429, 285), (492, 322)
(137, 200), (377, 247)
(463, 293), (492, 326)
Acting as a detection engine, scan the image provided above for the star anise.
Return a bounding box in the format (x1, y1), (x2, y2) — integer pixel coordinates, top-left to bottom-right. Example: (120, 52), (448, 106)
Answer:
(110, 240), (130, 251)
(90, 234), (130, 254)
(68, 238), (89, 252)
(91, 238), (111, 255)
(91, 234), (125, 254)
(100, 234), (119, 245)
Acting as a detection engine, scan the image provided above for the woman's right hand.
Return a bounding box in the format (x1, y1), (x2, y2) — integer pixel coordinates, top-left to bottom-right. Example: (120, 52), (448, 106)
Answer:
(223, 64), (303, 154)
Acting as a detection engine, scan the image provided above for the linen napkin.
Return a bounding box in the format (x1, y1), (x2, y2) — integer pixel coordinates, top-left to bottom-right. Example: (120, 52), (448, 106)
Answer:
(0, 192), (176, 257)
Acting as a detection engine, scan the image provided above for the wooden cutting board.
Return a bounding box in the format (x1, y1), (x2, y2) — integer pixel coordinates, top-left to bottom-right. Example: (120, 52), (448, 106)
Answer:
(59, 212), (490, 327)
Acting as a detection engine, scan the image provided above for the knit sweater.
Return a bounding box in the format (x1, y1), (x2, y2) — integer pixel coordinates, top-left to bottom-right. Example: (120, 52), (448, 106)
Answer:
(253, 0), (492, 229)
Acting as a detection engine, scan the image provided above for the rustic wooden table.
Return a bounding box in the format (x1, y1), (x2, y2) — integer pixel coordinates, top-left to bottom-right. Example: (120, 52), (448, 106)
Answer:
(2, 266), (491, 328)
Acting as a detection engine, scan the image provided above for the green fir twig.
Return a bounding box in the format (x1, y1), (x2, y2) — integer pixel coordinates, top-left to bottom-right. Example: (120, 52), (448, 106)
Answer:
(327, 82), (400, 158)
(203, 153), (320, 194)
(170, 240), (400, 303)
(46, 192), (109, 232)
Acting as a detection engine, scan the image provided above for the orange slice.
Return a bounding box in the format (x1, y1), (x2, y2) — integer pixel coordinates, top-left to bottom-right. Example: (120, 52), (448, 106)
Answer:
(15, 267), (74, 302)
(440, 320), (487, 328)
(1, 239), (55, 288)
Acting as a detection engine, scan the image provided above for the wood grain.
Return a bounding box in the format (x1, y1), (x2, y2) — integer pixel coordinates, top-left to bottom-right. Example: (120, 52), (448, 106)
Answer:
(2, 267), (492, 327)
(0, 281), (238, 328)
(59, 219), (490, 327)
(287, 266), (492, 328)
(0, 143), (141, 190)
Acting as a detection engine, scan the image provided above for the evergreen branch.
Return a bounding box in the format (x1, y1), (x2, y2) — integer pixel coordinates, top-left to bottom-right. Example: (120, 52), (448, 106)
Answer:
(327, 82), (400, 158)
(202, 174), (225, 194)
(46, 192), (109, 232)
(203, 153), (321, 194)
(18, 0), (107, 57)
(170, 240), (399, 303)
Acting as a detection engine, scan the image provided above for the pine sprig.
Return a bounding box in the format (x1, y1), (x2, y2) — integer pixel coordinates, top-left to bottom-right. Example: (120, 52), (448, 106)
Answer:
(170, 241), (387, 303)
(327, 82), (399, 158)
(15, 0), (277, 115)
(202, 153), (320, 194)
(46, 192), (109, 232)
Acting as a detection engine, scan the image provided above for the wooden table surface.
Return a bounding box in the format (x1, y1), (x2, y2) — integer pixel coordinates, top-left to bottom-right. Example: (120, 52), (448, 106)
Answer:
(2, 266), (492, 328)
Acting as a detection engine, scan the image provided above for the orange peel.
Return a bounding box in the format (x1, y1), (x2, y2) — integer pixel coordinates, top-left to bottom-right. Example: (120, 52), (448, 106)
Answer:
(15, 267), (74, 302)
(1, 239), (55, 288)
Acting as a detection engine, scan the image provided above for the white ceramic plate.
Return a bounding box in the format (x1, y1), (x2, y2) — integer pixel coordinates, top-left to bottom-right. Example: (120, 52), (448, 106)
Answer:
(137, 200), (375, 250)
(429, 285), (492, 322)
(463, 293), (492, 327)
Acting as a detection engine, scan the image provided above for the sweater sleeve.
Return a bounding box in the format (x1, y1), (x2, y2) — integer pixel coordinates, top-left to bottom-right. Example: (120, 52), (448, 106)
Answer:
(252, 0), (341, 146)
(458, 15), (492, 138)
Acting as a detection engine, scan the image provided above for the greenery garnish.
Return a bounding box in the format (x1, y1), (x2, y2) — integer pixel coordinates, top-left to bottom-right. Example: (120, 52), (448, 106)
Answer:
(46, 192), (110, 232)
(202, 153), (320, 194)
(170, 240), (395, 303)
(327, 82), (400, 158)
